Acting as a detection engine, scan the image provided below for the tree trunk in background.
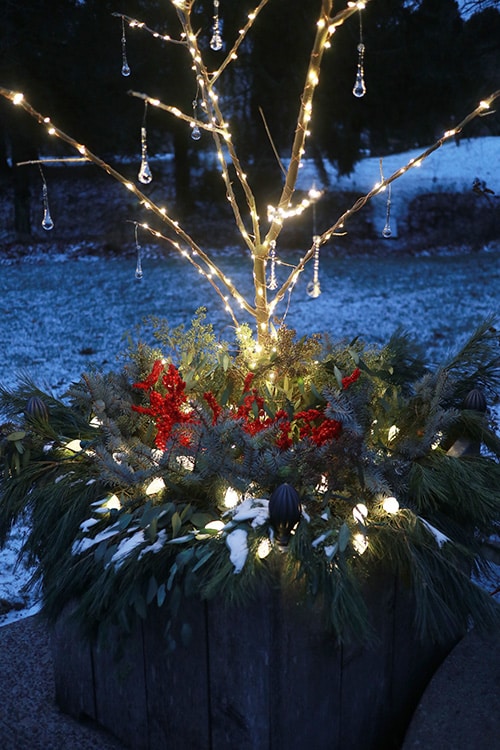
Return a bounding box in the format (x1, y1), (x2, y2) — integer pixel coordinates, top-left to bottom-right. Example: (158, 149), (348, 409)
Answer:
(10, 131), (38, 239)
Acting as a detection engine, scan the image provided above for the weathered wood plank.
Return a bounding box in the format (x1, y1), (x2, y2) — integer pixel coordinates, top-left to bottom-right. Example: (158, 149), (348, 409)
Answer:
(92, 621), (149, 750)
(207, 589), (274, 750)
(339, 569), (397, 750)
(143, 598), (211, 750)
(50, 607), (97, 722)
(269, 584), (343, 750)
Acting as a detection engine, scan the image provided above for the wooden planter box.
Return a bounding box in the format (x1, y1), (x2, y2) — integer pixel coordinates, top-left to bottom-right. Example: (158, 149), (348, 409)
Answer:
(51, 571), (460, 750)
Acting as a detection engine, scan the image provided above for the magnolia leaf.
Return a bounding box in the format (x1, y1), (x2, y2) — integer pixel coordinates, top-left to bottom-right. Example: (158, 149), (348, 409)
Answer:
(157, 583), (167, 607)
(348, 348), (360, 365)
(94, 540), (109, 563)
(310, 382), (324, 402)
(171, 511), (182, 537)
(191, 512), (215, 527)
(338, 522), (350, 553)
(333, 366), (343, 390)
(166, 563), (177, 591)
(7, 431), (26, 441)
(146, 575), (158, 604)
(145, 517), (158, 542)
(180, 503), (192, 522)
(118, 513), (133, 531)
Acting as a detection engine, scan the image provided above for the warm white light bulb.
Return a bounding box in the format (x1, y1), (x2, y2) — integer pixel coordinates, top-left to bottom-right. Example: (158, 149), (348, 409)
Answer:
(257, 538), (271, 559)
(146, 477), (166, 496)
(353, 503), (368, 523)
(224, 487), (239, 508)
(103, 494), (121, 511)
(382, 496), (399, 514)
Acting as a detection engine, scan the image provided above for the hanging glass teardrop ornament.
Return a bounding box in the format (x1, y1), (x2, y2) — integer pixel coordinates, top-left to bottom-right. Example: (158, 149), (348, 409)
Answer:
(41, 183), (54, 231)
(267, 240), (278, 290)
(39, 167), (54, 231)
(134, 225), (143, 280)
(138, 128), (153, 183)
(191, 99), (201, 141)
(138, 103), (153, 184)
(306, 236), (321, 298)
(121, 17), (131, 77)
(210, 0), (223, 51)
(382, 184), (392, 238)
(352, 11), (366, 98)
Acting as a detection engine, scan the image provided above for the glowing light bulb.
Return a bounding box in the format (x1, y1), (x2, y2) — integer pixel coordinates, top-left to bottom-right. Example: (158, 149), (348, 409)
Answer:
(257, 538), (271, 559)
(12, 93), (24, 105)
(352, 503), (368, 523)
(353, 532), (368, 555)
(65, 439), (82, 452)
(146, 477), (166, 495)
(103, 494), (121, 511)
(224, 487), (239, 508)
(382, 496), (399, 514)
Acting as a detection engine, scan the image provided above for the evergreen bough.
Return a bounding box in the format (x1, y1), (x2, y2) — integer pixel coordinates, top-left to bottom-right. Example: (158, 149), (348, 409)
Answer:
(0, 313), (499, 645)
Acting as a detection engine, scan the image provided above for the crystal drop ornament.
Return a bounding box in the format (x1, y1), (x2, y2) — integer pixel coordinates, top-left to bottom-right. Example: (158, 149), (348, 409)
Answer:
(210, 29), (223, 52)
(191, 124), (201, 141)
(138, 160), (153, 184)
(42, 209), (54, 231)
(307, 280), (321, 298)
(41, 184), (54, 230)
(138, 126), (153, 183)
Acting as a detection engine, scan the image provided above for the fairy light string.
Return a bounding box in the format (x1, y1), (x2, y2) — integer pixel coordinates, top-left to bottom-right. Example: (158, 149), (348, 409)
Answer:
(1, 0), (498, 343)
(132, 221), (241, 328)
(3, 84), (498, 336)
(0, 89), (252, 319)
(111, 12), (182, 46)
(266, 92), (500, 313)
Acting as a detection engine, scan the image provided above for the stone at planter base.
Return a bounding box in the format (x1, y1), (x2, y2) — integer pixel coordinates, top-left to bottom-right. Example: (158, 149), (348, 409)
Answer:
(51, 572), (461, 750)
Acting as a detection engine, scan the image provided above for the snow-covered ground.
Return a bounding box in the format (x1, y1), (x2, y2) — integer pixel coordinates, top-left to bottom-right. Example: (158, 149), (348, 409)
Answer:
(0, 136), (499, 627)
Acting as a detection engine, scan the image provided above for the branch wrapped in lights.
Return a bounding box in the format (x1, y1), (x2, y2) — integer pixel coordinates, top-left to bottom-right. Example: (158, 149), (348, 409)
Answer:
(1, 0), (499, 347)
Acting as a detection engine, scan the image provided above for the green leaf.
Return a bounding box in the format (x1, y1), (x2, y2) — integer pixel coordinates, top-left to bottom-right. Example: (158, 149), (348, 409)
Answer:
(7, 431), (26, 441)
(145, 517), (158, 542)
(166, 563), (177, 591)
(349, 348), (360, 365)
(119, 513), (133, 531)
(146, 575), (158, 604)
(171, 511), (182, 537)
(191, 512), (216, 528)
(333, 366), (343, 390)
(338, 522), (350, 553)
(157, 583), (166, 607)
